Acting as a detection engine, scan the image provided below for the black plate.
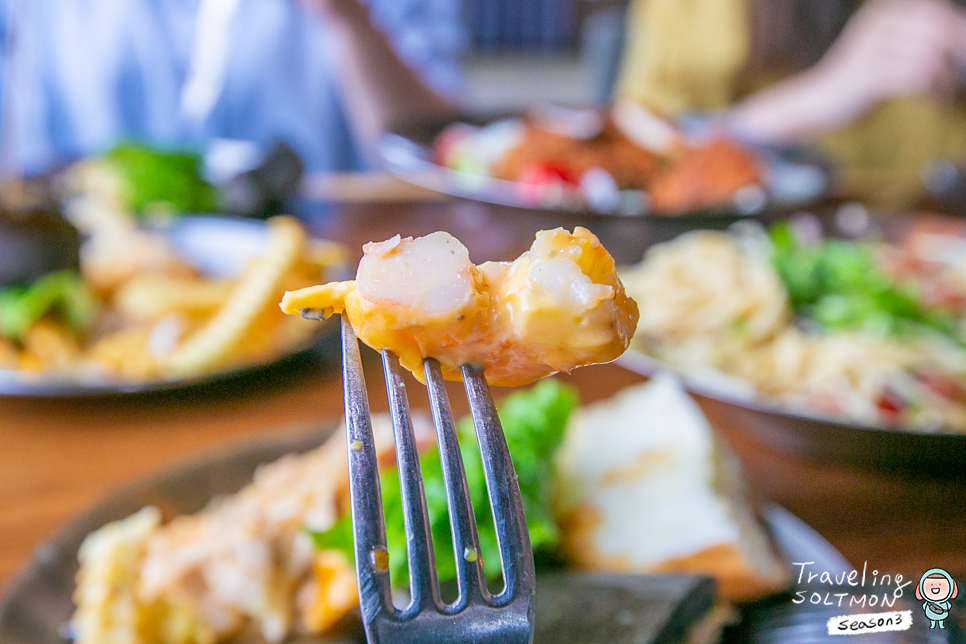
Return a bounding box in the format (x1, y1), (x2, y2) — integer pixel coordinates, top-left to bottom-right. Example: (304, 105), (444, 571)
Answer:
(0, 216), (340, 398)
(379, 112), (830, 219)
(0, 424), (861, 644)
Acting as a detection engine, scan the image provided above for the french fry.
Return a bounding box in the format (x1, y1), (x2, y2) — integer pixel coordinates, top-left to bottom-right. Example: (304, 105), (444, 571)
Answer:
(87, 328), (159, 381)
(113, 275), (236, 322)
(160, 217), (305, 379)
(21, 319), (82, 372)
(0, 338), (18, 369)
(81, 232), (197, 294)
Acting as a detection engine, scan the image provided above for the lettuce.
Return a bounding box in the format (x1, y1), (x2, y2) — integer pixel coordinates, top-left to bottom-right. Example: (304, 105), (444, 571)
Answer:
(105, 143), (217, 216)
(310, 378), (578, 587)
(769, 222), (956, 338)
(0, 271), (97, 342)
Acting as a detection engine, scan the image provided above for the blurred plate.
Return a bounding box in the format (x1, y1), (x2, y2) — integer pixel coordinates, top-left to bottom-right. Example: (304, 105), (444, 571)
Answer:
(616, 209), (966, 476)
(0, 425), (854, 644)
(618, 350), (966, 476)
(0, 216), (340, 398)
(379, 112), (829, 219)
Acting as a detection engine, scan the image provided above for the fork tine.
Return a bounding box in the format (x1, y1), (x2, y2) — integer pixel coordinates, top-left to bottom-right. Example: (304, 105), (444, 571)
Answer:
(462, 366), (536, 606)
(340, 317), (394, 624)
(381, 351), (441, 615)
(423, 358), (487, 608)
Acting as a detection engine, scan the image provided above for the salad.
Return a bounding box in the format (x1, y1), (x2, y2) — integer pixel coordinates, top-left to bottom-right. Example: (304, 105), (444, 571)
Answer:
(623, 219), (966, 432)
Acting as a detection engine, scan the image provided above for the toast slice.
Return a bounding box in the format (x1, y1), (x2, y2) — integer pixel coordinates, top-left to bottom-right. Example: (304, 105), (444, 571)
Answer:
(554, 375), (790, 603)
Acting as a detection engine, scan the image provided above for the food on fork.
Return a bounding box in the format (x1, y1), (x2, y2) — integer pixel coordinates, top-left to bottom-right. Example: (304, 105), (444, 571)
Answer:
(555, 376), (790, 603)
(281, 227), (639, 386)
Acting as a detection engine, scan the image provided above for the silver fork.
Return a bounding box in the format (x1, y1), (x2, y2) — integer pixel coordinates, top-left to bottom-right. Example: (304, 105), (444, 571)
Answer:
(340, 316), (536, 644)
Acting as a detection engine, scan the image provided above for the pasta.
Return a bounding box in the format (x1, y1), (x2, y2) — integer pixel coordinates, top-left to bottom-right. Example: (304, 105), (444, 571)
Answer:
(623, 229), (966, 432)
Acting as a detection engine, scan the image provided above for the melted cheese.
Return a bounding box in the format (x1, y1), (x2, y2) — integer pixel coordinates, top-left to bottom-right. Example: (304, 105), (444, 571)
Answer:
(280, 227), (639, 387)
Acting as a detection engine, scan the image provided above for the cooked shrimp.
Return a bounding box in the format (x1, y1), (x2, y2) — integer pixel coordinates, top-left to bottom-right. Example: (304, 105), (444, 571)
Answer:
(280, 227), (639, 387)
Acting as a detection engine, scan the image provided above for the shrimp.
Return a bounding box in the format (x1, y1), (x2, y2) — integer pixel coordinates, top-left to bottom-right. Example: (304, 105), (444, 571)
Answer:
(280, 227), (639, 387)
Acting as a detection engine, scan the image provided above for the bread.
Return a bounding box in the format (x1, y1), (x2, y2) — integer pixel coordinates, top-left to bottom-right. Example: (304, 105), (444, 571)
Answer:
(554, 375), (790, 603)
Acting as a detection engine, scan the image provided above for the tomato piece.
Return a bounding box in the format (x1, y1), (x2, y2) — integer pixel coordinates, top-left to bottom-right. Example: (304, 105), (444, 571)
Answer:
(876, 391), (905, 419)
(517, 163), (578, 186)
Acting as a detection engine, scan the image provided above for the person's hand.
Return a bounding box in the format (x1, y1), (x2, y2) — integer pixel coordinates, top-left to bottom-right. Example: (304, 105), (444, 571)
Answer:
(725, 0), (966, 145)
(811, 0), (966, 118)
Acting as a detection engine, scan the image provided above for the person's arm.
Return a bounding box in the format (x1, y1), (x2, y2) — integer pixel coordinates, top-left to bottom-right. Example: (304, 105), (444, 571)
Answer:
(724, 0), (966, 146)
(301, 0), (458, 159)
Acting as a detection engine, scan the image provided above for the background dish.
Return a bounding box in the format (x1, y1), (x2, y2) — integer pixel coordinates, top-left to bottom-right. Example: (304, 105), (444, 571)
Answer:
(618, 209), (966, 476)
(379, 113), (829, 219)
(0, 216), (340, 398)
(0, 426), (849, 644)
(618, 351), (966, 477)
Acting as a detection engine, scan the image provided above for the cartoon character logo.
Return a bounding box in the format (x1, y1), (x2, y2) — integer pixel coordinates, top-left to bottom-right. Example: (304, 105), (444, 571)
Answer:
(916, 568), (958, 629)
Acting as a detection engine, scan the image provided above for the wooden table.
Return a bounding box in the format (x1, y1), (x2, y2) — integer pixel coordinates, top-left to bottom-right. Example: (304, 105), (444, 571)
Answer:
(2, 197), (964, 595)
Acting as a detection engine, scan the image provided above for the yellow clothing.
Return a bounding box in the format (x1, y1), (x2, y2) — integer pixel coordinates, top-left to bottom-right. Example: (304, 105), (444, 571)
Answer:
(615, 0), (966, 206)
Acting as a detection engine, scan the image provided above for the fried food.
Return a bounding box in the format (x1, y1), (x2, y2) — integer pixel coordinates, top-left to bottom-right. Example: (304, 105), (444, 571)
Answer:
(20, 319), (83, 372)
(113, 275), (236, 322)
(0, 338), (17, 368)
(0, 208), (345, 384)
(648, 139), (762, 214)
(281, 227), (639, 387)
(72, 507), (166, 644)
(493, 120), (659, 190)
(160, 217), (306, 379)
(71, 413), (412, 644)
(87, 327), (162, 381)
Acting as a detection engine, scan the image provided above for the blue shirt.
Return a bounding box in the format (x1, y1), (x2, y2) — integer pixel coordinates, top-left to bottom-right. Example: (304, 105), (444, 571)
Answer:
(0, 0), (462, 176)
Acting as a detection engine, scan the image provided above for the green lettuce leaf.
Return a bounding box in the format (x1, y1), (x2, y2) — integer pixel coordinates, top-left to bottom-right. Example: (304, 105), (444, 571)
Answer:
(310, 378), (578, 587)
(0, 271), (97, 342)
(768, 222), (956, 339)
(105, 142), (217, 216)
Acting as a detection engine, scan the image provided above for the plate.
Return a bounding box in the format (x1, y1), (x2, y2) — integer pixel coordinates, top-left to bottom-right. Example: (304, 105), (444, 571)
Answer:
(0, 425), (857, 644)
(616, 209), (966, 477)
(618, 351), (966, 477)
(379, 113), (829, 219)
(0, 216), (340, 398)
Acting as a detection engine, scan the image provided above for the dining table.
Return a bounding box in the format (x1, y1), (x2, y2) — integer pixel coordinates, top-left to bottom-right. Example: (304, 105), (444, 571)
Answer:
(2, 180), (965, 600)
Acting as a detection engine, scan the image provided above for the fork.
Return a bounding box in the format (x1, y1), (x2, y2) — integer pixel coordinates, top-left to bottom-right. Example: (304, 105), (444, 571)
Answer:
(340, 316), (536, 644)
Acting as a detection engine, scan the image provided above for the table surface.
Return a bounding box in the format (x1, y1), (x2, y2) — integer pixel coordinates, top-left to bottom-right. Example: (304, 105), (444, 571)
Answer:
(2, 194), (964, 597)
